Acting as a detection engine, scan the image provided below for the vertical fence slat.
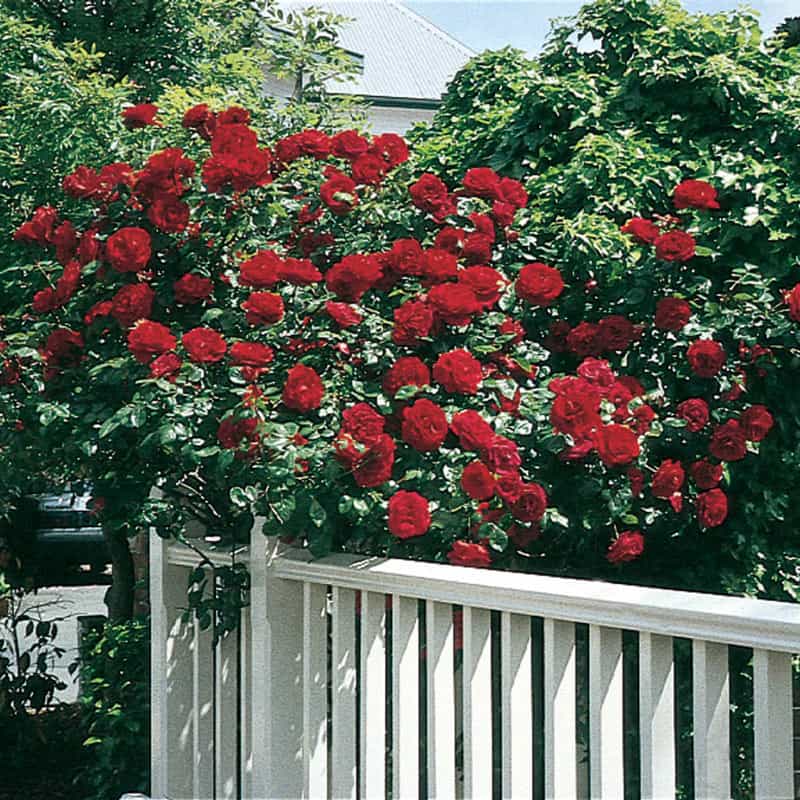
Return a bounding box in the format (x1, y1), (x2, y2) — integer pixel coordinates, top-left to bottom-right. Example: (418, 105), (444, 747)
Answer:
(303, 582), (328, 800)
(193, 616), (214, 799)
(753, 648), (794, 800)
(216, 628), (239, 800)
(638, 632), (675, 800)
(543, 618), (577, 799)
(332, 586), (358, 800)
(239, 604), (252, 800)
(359, 592), (387, 800)
(392, 595), (420, 800)
(588, 626), (624, 799)
(692, 640), (730, 800)
(501, 612), (533, 799)
(426, 600), (456, 799)
(462, 606), (492, 800)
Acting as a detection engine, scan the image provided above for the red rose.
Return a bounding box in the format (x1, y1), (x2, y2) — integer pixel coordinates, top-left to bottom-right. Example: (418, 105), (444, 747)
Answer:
(654, 230), (696, 262)
(461, 233), (493, 265)
(122, 103), (160, 129)
(353, 434), (395, 487)
(32, 288), (57, 314)
(320, 174), (358, 215)
(13, 205), (57, 245)
(462, 167), (501, 199)
(481, 436), (521, 476)
(458, 266), (506, 308)
(461, 462), (496, 500)
(450, 410), (494, 452)
(401, 399), (448, 452)
(690, 460), (723, 490)
(182, 327), (226, 363)
(111, 283), (155, 328)
(709, 420), (747, 462)
(447, 541), (491, 568)
(655, 297), (691, 331)
(63, 166), (101, 200)
(331, 130), (369, 160)
(239, 250), (283, 288)
(50, 220), (78, 265)
(342, 402), (385, 444)
(382, 356), (430, 396)
(174, 273), (213, 305)
(785, 284), (800, 322)
(128, 320), (176, 363)
(576, 358), (615, 387)
(621, 217), (660, 244)
(243, 292), (285, 325)
(325, 254), (382, 302)
(593, 424), (640, 466)
(217, 417), (259, 452)
(229, 342), (274, 367)
(280, 258), (322, 285)
(325, 301), (362, 328)
(677, 398), (709, 432)
(628, 467), (645, 497)
(433, 349), (483, 394)
(598, 315), (636, 351)
(428, 283), (480, 326)
(511, 483), (548, 522)
(147, 195), (190, 233)
(352, 154), (387, 185)
(739, 405), (773, 442)
(182, 103), (216, 140)
(696, 488), (728, 528)
(497, 177), (528, 208)
(673, 179), (720, 211)
(567, 322), (603, 357)
(43, 328), (84, 367)
(492, 200), (516, 227)
(384, 238), (424, 277)
(549, 378), (601, 437)
(516, 262), (564, 306)
(84, 300), (112, 325)
(606, 531), (644, 564)
(651, 459), (685, 499)
(409, 173), (450, 214)
(392, 300), (434, 346)
(387, 491), (431, 539)
(434, 227), (465, 255)
(106, 227), (151, 273)
(282, 364), (324, 412)
(687, 339), (725, 378)
(150, 352), (182, 380)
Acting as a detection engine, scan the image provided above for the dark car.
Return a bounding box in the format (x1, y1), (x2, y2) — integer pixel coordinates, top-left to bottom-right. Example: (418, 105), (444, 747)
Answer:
(11, 489), (110, 580)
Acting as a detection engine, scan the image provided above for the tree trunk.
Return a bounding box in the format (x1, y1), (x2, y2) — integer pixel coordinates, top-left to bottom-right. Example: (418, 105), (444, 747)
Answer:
(103, 526), (135, 621)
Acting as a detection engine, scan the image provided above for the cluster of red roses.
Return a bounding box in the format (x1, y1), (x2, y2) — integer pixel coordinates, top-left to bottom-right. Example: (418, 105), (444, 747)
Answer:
(8, 104), (785, 571)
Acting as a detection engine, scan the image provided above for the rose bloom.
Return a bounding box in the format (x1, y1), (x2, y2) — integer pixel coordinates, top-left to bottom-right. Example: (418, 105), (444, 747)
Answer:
(458, 266), (506, 308)
(182, 327), (226, 363)
(150, 352), (181, 381)
(628, 467), (645, 497)
(387, 491), (431, 539)
(280, 258), (322, 285)
(690, 460), (723, 490)
(371, 132), (409, 167)
(511, 483), (548, 522)
(352, 153), (387, 185)
(382, 356), (430, 397)
(651, 459), (685, 499)
(147, 195), (190, 233)
(593, 424), (640, 467)
(428, 283), (480, 326)
(229, 341), (274, 367)
(353, 434), (395, 487)
(239, 250), (283, 288)
(606, 531), (644, 565)
(217, 417), (259, 451)
(597, 315), (636, 351)
(567, 322), (603, 357)
(621, 217), (660, 244)
(127, 320), (176, 363)
(341, 402), (385, 444)
(696, 488), (728, 528)
(174, 273), (213, 304)
(516, 262), (564, 306)
(687, 339), (725, 378)
(331, 129), (369, 160)
(450, 410), (495, 452)
(461, 232), (493, 265)
(447, 541), (491, 568)
(434, 227), (465, 255)
(433, 349), (483, 394)
(105, 227), (151, 273)
(785, 284), (800, 322)
(325, 301), (362, 328)
(673, 179), (720, 211)
(392, 299), (434, 346)
(654, 230), (696, 262)
(409, 173), (450, 213)
(110, 283), (155, 328)
(481, 436), (521, 476)
(320, 174), (359, 215)
(62, 165), (100, 200)
(461, 461), (496, 500)
(739, 405), (774, 442)
(122, 103), (160, 129)
(462, 167), (502, 200)
(243, 292), (285, 326)
(709, 420), (747, 462)
(576, 358), (615, 387)
(182, 103), (216, 140)
(422, 249), (459, 285)
(655, 297), (691, 331)
(325, 254), (383, 302)
(14, 204), (57, 245)
(282, 364), (324, 413)
(401, 399), (448, 452)
(677, 398), (709, 432)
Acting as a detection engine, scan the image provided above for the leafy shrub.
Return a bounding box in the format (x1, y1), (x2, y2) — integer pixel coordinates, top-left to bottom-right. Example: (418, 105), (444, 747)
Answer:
(77, 618), (150, 800)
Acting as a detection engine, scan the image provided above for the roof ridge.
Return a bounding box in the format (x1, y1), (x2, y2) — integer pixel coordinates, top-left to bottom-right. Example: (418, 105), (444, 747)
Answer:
(390, 0), (476, 57)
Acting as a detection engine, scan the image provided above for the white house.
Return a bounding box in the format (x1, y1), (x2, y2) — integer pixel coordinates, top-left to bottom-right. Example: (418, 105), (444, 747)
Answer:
(267, 0), (475, 133)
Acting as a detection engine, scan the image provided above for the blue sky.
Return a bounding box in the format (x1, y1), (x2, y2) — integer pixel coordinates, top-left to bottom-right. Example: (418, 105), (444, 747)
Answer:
(404, 0), (795, 54)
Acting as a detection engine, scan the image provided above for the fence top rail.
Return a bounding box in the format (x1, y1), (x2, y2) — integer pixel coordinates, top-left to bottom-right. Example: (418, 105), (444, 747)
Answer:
(266, 545), (800, 653)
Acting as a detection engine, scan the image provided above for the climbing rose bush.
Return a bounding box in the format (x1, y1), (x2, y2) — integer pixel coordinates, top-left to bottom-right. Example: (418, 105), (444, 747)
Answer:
(0, 103), (786, 581)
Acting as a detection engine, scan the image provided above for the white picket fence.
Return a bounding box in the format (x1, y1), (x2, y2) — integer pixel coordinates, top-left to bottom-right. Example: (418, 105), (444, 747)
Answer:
(150, 525), (800, 800)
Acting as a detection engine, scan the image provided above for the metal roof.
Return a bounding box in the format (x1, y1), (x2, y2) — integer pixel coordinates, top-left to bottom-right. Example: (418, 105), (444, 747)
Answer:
(280, 0), (475, 102)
